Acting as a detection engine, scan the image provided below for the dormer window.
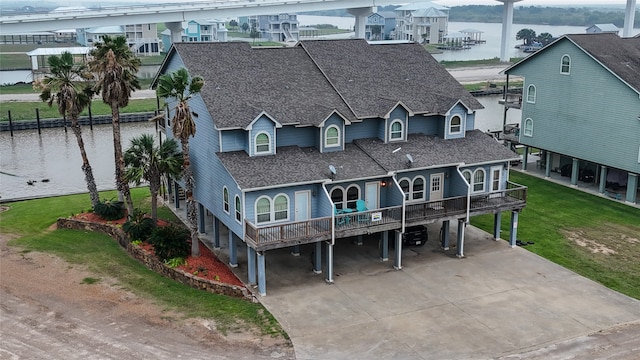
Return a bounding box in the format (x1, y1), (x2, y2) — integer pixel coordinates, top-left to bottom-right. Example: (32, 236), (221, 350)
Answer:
(560, 55), (571, 75)
(390, 119), (404, 141)
(450, 115), (462, 134)
(325, 125), (340, 147)
(255, 132), (271, 154)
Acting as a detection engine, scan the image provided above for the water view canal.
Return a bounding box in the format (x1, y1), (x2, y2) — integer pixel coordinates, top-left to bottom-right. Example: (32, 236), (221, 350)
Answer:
(0, 95), (520, 202)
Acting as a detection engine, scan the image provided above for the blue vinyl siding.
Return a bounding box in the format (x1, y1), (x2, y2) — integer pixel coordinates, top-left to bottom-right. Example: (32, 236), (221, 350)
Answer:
(249, 116), (276, 156)
(245, 184), (326, 224)
(345, 120), (380, 143)
(408, 114), (439, 136)
(445, 104), (468, 140)
(466, 112), (475, 132)
(321, 114), (345, 152)
(277, 126), (316, 148)
(387, 106), (408, 142)
(221, 130), (245, 152)
(507, 39), (640, 174)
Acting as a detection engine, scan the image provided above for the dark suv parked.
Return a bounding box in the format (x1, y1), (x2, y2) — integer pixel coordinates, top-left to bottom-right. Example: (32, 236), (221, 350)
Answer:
(403, 225), (428, 246)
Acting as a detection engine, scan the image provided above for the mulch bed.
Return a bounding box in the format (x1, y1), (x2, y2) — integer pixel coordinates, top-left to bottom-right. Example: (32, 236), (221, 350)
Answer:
(72, 212), (244, 287)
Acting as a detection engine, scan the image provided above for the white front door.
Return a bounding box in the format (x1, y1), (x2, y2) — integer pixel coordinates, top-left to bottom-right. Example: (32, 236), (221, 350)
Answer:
(294, 191), (311, 222)
(429, 173), (444, 201)
(365, 182), (379, 210)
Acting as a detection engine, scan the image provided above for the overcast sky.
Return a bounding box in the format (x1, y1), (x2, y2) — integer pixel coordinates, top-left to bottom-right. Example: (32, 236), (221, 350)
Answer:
(434, 0), (631, 5)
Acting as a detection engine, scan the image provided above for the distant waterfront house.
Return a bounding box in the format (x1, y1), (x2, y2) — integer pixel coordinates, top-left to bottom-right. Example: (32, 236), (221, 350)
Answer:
(365, 11), (396, 41)
(586, 24), (620, 35)
(77, 24), (160, 55)
(154, 39), (526, 295)
(393, 1), (449, 44)
(250, 13), (299, 42)
(160, 19), (228, 51)
(503, 33), (640, 204)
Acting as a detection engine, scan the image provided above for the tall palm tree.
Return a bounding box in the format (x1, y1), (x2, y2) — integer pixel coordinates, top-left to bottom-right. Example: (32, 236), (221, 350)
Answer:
(124, 134), (183, 223)
(37, 52), (100, 207)
(89, 34), (141, 218)
(156, 67), (204, 257)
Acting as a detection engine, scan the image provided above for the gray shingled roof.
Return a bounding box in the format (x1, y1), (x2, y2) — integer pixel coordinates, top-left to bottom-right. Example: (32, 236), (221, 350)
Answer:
(218, 129), (518, 189)
(167, 40), (482, 129)
(299, 40), (483, 118)
(354, 130), (519, 173)
(171, 42), (356, 129)
(567, 34), (640, 94)
(505, 33), (640, 94)
(217, 144), (388, 189)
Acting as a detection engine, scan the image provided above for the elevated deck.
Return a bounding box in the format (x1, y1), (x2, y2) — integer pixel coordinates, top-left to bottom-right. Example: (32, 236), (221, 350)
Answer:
(245, 182), (527, 251)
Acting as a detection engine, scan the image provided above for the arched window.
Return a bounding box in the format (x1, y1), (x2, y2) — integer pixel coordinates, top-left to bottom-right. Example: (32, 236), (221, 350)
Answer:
(346, 185), (360, 209)
(526, 85), (536, 103)
(399, 178), (410, 201)
(325, 125), (340, 147)
(235, 195), (242, 223)
(412, 177), (425, 200)
(255, 132), (271, 154)
(473, 169), (486, 192)
(462, 170), (472, 185)
(450, 115), (462, 134)
(523, 118), (533, 137)
(223, 187), (230, 213)
(256, 197), (271, 223)
(274, 195), (289, 221)
(330, 187), (344, 210)
(560, 55), (571, 74)
(390, 120), (403, 141)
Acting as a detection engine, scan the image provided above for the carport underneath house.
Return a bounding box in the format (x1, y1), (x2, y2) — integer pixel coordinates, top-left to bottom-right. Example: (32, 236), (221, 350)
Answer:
(519, 147), (639, 204)
(167, 136), (527, 296)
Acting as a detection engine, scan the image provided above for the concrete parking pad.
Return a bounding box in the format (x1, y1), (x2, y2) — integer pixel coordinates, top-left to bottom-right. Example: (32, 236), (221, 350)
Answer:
(252, 225), (640, 359)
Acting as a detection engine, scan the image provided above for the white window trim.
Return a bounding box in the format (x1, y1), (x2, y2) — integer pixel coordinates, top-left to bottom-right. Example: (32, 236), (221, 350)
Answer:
(389, 119), (404, 141)
(330, 186), (346, 210)
(462, 170), (472, 186)
(560, 54), (571, 75)
(490, 166), (502, 192)
(223, 186), (230, 214)
(234, 195), (242, 223)
(399, 177), (411, 201)
(411, 176), (426, 201)
(255, 195), (271, 224)
(526, 84), (536, 103)
(254, 131), (271, 155)
(345, 185), (361, 209)
(273, 193), (290, 222)
(523, 118), (533, 137)
(472, 168), (486, 193)
(324, 125), (341, 148)
(449, 115), (462, 135)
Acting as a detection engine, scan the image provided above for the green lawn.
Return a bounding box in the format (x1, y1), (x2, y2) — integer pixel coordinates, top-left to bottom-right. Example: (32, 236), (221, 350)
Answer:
(472, 171), (640, 300)
(0, 188), (288, 338)
(0, 98), (160, 122)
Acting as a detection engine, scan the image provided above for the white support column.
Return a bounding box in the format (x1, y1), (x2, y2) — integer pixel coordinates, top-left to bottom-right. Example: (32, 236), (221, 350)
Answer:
(623, 0), (637, 37)
(626, 173), (638, 204)
(165, 21), (183, 45)
(313, 242), (322, 274)
(497, 0), (523, 62)
(347, 7), (375, 39)
(325, 241), (334, 284)
(394, 230), (402, 270)
(456, 219), (465, 258)
(509, 211), (519, 247)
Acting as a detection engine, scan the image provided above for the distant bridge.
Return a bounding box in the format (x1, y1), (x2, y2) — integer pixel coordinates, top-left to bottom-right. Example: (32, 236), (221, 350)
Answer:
(0, 0), (636, 62)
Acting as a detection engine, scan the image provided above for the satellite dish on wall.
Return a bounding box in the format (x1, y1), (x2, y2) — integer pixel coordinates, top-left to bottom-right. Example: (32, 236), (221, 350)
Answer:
(329, 165), (337, 175)
(406, 154), (414, 163)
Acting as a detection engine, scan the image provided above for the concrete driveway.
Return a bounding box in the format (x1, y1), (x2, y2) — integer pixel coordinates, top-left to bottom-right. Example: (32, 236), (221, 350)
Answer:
(242, 225), (640, 359)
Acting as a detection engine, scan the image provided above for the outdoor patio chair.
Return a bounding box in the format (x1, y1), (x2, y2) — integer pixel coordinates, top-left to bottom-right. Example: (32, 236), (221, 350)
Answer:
(355, 200), (369, 224)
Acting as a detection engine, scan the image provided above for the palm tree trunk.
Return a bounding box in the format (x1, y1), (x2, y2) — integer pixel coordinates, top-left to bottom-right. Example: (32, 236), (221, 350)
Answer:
(70, 116), (100, 207)
(111, 102), (134, 218)
(181, 140), (200, 258)
(149, 177), (159, 224)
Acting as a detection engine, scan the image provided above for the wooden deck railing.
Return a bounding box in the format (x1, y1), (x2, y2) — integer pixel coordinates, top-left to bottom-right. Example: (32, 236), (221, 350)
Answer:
(245, 183), (526, 250)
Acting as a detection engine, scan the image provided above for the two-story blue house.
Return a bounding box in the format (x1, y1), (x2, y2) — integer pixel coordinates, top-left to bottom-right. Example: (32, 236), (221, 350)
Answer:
(365, 11), (396, 41)
(154, 40), (527, 295)
(503, 33), (640, 204)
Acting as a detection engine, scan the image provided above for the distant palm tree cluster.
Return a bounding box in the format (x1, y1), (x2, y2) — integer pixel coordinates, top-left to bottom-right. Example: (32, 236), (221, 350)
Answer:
(35, 35), (204, 258)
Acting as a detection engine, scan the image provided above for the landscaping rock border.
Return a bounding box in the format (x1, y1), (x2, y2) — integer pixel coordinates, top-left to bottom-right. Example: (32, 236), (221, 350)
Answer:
(56, 217), (254, 302)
